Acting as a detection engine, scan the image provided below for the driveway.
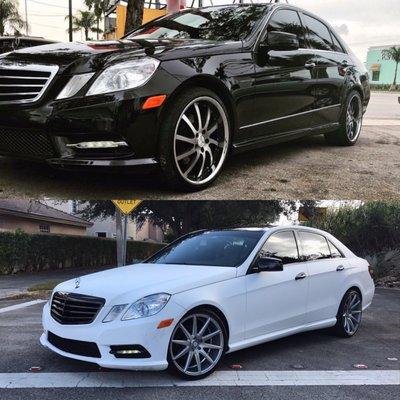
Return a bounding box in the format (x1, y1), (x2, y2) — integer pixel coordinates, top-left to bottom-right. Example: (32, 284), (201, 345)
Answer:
(0, 288), (398, 399)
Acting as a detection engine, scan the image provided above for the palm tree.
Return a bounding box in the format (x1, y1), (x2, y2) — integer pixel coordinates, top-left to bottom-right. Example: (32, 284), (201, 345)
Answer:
(85, 0), (111, 40)
(382, 46), (400, 89)
(125, 0), (145, 35)
(71, 10), (102, 41)
(0, 0), (25, 36)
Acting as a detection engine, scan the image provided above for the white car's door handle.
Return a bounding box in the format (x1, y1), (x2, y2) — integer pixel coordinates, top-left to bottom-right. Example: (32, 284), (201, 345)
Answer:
(336, 265), (345, 271)
(295, 272), (307, 280)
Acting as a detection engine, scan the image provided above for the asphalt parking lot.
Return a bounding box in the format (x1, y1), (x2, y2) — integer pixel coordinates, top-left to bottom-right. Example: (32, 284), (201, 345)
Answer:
(0, 92), (399, 200)
(0, 288), (398, 399)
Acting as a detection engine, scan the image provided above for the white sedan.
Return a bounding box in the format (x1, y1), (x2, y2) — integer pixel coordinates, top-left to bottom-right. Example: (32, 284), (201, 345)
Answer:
(41, 226), (375, 379)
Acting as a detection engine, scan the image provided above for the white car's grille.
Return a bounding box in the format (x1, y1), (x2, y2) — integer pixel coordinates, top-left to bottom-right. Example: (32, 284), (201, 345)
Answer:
(0, 63), (58, 104)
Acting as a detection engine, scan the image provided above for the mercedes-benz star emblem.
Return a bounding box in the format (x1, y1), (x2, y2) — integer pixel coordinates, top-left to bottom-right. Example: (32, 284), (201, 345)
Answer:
(75, 277), (81, 289)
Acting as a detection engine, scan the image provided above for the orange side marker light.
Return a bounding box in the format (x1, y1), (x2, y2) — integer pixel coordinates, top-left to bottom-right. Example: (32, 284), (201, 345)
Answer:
(157, 318), (174, 329)
(142, 95), (167, 110)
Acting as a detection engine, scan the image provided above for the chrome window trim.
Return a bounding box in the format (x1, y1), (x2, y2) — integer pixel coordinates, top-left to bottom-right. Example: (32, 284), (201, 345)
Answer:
(240, 104), (341, 130)
(0, 63), (59, 105)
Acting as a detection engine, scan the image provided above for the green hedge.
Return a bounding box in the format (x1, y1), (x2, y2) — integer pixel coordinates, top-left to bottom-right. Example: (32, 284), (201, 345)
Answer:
(0, 231), (165, 275)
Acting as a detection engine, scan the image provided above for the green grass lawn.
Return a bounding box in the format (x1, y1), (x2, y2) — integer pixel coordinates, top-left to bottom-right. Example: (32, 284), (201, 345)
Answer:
(27, 280), (63, 292)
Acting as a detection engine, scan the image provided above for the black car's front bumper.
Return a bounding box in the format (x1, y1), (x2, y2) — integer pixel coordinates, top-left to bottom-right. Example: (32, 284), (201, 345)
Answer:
(0, 68), (180, 171)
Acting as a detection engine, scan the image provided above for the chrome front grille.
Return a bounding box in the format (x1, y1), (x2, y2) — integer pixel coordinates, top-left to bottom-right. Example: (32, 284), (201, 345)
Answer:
(0, 63), (58, 104)
(51, 292), (105, 325)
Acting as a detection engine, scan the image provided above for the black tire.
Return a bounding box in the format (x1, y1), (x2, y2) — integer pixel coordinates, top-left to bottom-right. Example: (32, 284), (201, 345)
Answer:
(325, 90), (363, 146)
(158, 87), (231, 191)
(333, 289), (363, 338)
(167, 308), (227, 380)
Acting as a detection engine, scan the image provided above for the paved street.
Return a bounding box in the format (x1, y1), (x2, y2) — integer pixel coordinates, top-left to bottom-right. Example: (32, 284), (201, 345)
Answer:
(0, 92), (399, 200)
(0, 288), (398, 399)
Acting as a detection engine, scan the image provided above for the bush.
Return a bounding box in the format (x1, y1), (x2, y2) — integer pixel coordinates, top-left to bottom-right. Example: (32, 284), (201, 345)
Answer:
(305, 202), (400, 256)
(0, 231), (165, 275)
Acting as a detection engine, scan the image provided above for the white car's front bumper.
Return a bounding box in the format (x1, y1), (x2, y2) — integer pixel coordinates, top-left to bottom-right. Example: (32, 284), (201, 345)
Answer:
(40, 300), (186, 371)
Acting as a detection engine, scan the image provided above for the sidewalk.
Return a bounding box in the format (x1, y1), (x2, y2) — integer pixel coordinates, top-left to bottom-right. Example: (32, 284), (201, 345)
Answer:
(0, 266), (113, 300)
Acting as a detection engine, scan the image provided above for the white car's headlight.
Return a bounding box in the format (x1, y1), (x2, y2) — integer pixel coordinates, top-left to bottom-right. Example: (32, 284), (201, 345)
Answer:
(122, 293), (170, 320)
(56, 73), (95, 100)
(86, 58), (160, 96)
(102, 304), (128, 323)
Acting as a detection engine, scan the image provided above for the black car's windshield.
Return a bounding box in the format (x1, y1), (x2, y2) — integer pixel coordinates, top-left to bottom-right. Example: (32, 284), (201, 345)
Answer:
(146, 230), (264, 267)
(126, 5), (269, 42)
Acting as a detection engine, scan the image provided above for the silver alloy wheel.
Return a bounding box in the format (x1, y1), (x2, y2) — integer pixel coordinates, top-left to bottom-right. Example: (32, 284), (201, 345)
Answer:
(343, 292), (362, 335)
(346, 94), (363, 142)
(173, 96), (229, 185)
(169, 313), (224, 377)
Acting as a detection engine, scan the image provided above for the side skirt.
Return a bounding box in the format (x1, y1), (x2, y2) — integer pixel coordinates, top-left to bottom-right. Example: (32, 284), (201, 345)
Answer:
(226, 317), (337, 354)
(231, 123), (340, 154)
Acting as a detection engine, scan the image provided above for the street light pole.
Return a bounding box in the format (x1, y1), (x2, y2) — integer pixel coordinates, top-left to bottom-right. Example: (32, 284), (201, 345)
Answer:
(68, 0), (73, 42)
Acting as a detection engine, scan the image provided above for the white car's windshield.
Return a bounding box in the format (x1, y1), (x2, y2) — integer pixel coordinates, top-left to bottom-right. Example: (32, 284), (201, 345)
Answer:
(127, 5), (269, 42)
(146, 230), (264, 267)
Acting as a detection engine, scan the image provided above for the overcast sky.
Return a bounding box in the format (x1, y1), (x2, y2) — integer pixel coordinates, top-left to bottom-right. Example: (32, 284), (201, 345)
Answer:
(17, 0), (400, 61)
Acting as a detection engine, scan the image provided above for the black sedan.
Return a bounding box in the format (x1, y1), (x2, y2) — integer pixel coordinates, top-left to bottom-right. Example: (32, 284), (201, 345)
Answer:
(0, 3), (370, 191)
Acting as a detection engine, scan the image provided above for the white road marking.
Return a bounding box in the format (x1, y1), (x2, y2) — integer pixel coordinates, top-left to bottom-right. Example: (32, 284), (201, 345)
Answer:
(0, 300), (46, 314)
(0, 370), (399, 388)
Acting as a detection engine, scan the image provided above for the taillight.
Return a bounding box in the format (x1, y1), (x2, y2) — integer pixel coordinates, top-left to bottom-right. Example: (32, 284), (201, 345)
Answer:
(368, 265), (374, 278)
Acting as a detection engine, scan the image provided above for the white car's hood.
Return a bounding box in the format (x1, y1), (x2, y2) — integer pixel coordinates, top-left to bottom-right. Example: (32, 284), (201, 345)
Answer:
(54, 263), (237, 304)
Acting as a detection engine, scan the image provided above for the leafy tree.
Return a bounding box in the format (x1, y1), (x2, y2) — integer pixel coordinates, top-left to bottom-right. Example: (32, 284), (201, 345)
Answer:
(382, 46), (400, 89)
(124, 0), (145, 35)
(0, 0), (24, 36)
(85, 0), (111, 40)
(70, 10), (102, 41)
(77, 200), (318, 240)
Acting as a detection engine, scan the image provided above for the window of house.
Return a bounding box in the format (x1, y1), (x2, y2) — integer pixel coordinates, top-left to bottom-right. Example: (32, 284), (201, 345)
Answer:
(372, 71), (380, 81)
(39, 224), (50, 233)
(96, 232), (107, 238)
(266, 9), (306, 48)
(260, 231), (300, 264)
(303, 14), (334, 51)
(298, 231), (331, 261)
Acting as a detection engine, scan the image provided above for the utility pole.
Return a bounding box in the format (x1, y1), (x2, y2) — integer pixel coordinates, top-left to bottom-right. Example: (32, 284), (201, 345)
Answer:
(68, 0), (73, 42)
(24, 0), (29, 35)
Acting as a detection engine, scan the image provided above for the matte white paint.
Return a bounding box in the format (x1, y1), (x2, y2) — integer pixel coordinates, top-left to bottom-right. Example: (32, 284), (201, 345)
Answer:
(41, 226), (375, 372)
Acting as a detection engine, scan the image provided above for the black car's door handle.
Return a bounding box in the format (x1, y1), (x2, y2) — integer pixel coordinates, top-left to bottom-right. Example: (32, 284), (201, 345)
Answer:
(295, 272), (307, 280)
(336, 265), (345, 271)
(340, 60), (349, 68)
(305, 62), (316, 70)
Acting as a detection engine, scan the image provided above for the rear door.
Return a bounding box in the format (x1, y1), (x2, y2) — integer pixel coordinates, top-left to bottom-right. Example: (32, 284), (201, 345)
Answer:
(245, 230), (309, 339)
(300, 13), (352, 127)
(296, 230), (348, 323)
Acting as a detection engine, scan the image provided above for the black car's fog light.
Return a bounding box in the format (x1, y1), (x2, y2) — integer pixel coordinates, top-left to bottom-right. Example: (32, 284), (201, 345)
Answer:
(109, 345), (151, 359)
(66, 141), (129, 149)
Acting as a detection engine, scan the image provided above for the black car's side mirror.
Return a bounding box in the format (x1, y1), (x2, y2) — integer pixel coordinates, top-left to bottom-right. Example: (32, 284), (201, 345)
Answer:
(266, 31), (300, 51)
(254, 256), (284, 272)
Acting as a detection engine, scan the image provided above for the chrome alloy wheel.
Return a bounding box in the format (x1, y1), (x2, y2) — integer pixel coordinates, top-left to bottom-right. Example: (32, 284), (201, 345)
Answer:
(342, 291), (362, 335)
(169, 313), (224, 377)
(346, 94), (362, 142)
(173, 96), (229, 186)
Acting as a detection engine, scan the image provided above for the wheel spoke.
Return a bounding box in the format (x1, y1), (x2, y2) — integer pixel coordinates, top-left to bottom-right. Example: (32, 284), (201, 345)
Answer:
(177, 147), (196, 161)
(172, 339), (190, 346)
(351, 300), (361, 310)
(173, 346), (190, 360)
(204, 106), (211, 131)
(206, 122), (218, 137)
(194, 350), (202, 372)
(202, 343), (222, 350)
(199, 317), (211, 337)
(183, 151), (200, 177)
(192, 315), (198, 336)
(194, 102), (203, 131)
(199, 349), (214, 364)
(176, 134), (196, 144)
(182, 114), (197, 136)
(203, 330), (221, 341)
(197, 152), (206, 178)
(180, 323), (192, 340)
(184, 351), (194, 372)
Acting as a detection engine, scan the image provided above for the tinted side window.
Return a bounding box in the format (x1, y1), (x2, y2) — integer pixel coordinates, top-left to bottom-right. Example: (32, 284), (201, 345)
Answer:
(328, 240), (343, 258)
(330, 31), (345, 53)
(267, 9), (305, 48)
(260, 231), (299, 264)
(298, 232), (331, 261)
(303, 14), (334, 51)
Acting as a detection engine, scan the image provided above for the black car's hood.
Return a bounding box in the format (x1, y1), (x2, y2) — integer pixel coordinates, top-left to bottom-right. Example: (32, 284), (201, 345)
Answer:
(1, 39), (242, 74)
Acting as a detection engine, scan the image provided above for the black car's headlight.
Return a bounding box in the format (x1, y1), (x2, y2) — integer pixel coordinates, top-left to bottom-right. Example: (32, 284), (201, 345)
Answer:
(86, 58), (160, 96)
